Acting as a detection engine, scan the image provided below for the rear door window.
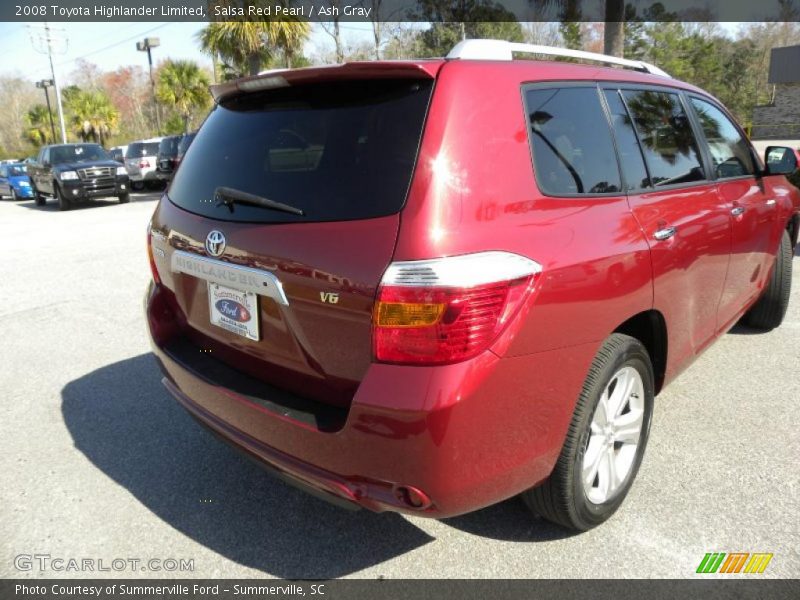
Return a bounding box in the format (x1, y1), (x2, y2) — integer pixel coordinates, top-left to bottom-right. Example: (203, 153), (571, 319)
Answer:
(525, 86), (621, 196)
(167, 79), (433, 224)
(621, 89), (706, 187)
(688, 97), (755, 179)
(603, 89), (651, 192)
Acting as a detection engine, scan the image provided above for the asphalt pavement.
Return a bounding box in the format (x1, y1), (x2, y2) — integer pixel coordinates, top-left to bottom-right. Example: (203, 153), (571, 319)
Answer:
(1, 192), (798, 579)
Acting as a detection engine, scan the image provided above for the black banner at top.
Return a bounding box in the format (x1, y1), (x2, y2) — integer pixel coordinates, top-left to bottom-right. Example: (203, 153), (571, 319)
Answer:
(2, 0), (800, 23)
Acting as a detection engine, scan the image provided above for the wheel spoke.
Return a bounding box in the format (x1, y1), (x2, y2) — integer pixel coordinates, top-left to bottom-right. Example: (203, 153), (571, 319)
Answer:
(614, 409), (644, 444)
(608, 368), (634, 418)
(582, 436), (604, 488)
(596, 447), (614, 500)
(595, 388), (610, 427)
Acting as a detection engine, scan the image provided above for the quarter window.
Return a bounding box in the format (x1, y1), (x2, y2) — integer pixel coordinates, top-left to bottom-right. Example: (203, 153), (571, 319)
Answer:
(622, 90), (706, 187)
(526, 87), (621, 195)
(689, 97), (755, 179)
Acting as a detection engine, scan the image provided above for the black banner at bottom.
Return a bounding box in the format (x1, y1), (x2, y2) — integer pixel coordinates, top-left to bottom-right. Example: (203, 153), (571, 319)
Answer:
(2, 579), (799, 600)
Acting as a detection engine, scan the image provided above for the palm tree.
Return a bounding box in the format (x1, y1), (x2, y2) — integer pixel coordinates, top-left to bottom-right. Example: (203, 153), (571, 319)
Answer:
(198, 21), (267, 77)
(24, 105), (54, 146)
(156, 60), (211, 133)
(64, 90), (119, 146)
(268, 19), (311, 68)
(198, 4), (311, 77)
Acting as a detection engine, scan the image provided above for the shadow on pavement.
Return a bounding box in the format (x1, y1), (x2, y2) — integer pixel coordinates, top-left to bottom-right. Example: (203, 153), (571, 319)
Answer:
(442, 499), (575, 543)
(61, 354), (434, 578)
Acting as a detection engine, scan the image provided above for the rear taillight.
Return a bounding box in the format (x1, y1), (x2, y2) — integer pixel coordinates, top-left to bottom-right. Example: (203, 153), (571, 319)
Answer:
(147, 222), (161, 285)
(373, 252), (541, 365)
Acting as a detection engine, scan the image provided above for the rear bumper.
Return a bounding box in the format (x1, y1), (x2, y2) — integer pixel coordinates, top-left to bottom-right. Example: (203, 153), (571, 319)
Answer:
(146, 281), (595, 517)
(129, 168), (158, 182)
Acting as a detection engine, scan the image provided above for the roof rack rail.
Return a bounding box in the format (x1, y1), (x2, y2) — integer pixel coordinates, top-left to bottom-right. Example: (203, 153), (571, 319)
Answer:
(446, 39), (671, 78)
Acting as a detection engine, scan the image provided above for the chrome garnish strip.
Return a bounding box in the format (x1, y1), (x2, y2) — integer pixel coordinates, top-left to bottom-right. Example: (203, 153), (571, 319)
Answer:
(170, 250), (289, 306)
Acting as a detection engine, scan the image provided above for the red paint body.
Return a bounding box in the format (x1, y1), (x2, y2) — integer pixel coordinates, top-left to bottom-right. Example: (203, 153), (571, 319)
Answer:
(146, 59), (800, 517)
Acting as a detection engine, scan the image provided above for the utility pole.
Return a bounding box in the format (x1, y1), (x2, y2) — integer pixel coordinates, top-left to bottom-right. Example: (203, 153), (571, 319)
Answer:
(35, 79), (57, 143)
(28, 23), (68, 143)
(137, 37), (162, 136)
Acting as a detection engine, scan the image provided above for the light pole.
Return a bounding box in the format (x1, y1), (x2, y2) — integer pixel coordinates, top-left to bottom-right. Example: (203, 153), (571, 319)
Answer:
(35, 79), (57, 143)
(28, 22), (68, 142)
(137, 37), (162, 136)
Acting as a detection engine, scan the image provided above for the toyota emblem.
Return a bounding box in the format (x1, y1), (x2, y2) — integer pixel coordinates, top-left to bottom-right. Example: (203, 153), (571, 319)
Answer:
(205, 230), (226, 257)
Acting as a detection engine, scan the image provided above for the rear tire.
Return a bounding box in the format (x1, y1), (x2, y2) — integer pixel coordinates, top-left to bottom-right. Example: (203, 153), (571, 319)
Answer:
(131, 181), (144, 191)
(118, 193), (130, 204)
(522, 333), (654, 531)
(743, 230), (792, 330)
(55, 184), (71, 211)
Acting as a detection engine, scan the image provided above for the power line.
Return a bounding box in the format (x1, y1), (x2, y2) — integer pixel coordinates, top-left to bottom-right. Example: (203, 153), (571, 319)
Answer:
(55, 23), (172, 68)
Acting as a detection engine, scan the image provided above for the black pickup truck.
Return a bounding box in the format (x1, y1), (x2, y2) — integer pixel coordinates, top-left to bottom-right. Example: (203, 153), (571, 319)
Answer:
(28, 143), (130, 210)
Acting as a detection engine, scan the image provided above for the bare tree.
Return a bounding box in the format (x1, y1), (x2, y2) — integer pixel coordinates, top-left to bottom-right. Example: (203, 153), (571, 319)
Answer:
(0, 76), (39, 157)
(522, 21), (562, 46)
(319, 1), (344, 63)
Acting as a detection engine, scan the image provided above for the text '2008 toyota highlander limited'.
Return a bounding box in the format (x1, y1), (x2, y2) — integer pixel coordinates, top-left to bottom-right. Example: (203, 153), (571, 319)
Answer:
(145, 40), (800, 531)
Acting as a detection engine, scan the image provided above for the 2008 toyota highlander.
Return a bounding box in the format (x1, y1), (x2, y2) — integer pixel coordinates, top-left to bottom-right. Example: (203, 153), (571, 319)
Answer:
(145, 40), (799, 530)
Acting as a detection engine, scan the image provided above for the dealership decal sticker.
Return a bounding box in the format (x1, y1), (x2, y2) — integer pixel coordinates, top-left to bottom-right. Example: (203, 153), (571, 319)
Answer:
(696, 552), (773, 574)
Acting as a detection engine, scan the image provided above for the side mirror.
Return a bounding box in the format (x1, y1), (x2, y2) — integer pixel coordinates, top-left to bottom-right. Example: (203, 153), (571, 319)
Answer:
(765, 146), (799, 175)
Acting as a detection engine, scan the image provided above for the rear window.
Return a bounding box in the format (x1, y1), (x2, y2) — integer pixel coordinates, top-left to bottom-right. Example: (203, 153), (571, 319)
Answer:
(127, 142), (160, 158)
(159, 136), (181, 157)
(167, 78), (433, 223)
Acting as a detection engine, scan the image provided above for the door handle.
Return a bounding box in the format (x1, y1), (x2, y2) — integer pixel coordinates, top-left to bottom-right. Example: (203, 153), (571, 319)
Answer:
(654, 226), (677, 241)
(731, 206), (745, 216)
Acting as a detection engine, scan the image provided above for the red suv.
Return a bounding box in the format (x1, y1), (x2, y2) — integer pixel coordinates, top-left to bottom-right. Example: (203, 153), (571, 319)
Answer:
(145, 40), (799, 530)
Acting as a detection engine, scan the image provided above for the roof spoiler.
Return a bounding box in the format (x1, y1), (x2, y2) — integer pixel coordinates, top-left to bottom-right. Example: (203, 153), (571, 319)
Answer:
(210, 62), (441, 103)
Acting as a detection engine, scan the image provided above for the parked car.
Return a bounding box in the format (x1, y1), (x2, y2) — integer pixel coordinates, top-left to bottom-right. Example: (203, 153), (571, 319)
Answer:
(0, 163), (34, 201)
(155, 135), (183, 182)
(28, 143), (130, 210)
(175, 131), (196, 167)
(109, 145), (127, 163)
(125, 138), (163, 190)
(144, 40), (800, 531)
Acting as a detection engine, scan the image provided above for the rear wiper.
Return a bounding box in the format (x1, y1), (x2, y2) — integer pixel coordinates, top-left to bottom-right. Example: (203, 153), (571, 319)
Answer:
(214, 186), (305, 216)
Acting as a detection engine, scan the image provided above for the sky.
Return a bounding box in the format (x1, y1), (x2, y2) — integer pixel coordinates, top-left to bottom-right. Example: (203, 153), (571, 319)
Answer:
(0, 21), (375, 84)
(0, 20), (746, 86)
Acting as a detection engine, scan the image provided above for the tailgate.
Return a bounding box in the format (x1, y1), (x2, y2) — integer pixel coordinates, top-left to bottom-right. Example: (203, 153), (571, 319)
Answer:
(151, 202), (400, 408)
(149, 75), (434, 408)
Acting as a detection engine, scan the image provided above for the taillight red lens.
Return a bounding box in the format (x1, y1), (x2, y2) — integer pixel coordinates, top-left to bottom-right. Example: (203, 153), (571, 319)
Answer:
(147, 223), (161, 285)
(373, 252), (541, 365)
